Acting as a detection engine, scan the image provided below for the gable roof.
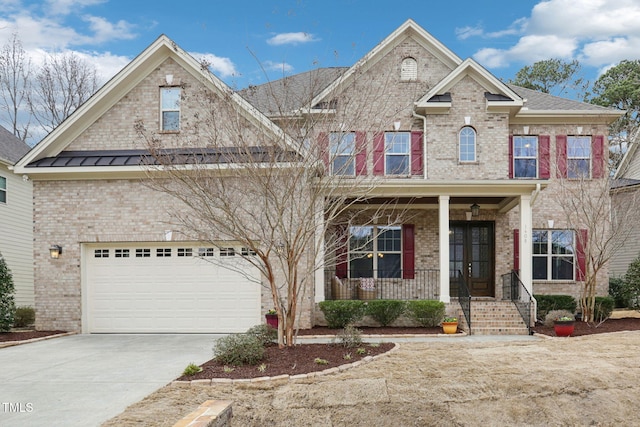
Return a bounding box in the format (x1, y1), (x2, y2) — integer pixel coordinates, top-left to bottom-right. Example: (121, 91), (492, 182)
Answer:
(0, 125), (30, 166)
(14, 35), (291, 175)
(307, 19), (462, 113)
(507, 84), (621, 117)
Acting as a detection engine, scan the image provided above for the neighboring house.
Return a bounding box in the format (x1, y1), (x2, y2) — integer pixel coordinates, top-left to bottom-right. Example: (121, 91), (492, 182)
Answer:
(14, 20), (621, 334)
(611, 138), (640, 277)
(0, 125), (34, 307)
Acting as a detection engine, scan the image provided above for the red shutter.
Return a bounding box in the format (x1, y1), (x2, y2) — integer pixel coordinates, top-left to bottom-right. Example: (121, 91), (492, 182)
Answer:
(411, 131), (423, 175)
(373, 132), (385, 175)
(539, 135), (551, 179)
(355, 131), (367, 175)
(576, 229), (588, 281)
(556, 135), (567, 178)
(319, 132), (329, 171)
(402, 224), (415, 279)
(335, 226), (349, 278)
(513, 229), (520, 272)
(592, 135), (605, 178)
(508, 135), (514, 178)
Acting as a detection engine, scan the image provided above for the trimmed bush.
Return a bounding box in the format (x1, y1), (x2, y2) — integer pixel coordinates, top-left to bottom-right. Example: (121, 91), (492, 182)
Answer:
(365, 300), (407, 327)
(213, 334), (265, 366)
(534, 294), (577, 321)
(246, 323), (277, 346)
(593, 296), (615, 322)
(13, 306), (35, 328)
(319, 300), (367, 329)
(0, 256), (15, 333)
(405, 300), (445, 327)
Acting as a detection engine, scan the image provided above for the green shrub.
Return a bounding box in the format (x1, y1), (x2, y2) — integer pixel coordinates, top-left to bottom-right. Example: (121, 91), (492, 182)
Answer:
(13, 306), (35, 328)
(593, 296), (615, 322)
(365, 300), (407, 327)
(405, 300), (445, 327)
(621, 255), (640, 309)
(534, 294), (577, 321)
(0, 256), (15, 333)
(213, 334), (265, 366)
(608, 277), (628, 308)
(182, 363), (203, 376)
(319, 300), (367, 329)
(336, 325), (363, 348)
(246, 323), (277, 346)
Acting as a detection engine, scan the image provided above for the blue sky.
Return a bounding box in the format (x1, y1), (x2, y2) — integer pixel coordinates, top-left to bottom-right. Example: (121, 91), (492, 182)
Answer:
(1, 0), (640, 92)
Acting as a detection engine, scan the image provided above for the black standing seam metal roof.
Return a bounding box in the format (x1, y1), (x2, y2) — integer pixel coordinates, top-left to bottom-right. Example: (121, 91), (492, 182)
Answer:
(25, 148), (300, 168)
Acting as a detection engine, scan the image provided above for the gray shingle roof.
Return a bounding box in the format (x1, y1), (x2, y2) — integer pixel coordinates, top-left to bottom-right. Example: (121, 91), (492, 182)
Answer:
(238, 67), (349, 116)
(507, 84), (615, 112)
(0, 125), (30, 165)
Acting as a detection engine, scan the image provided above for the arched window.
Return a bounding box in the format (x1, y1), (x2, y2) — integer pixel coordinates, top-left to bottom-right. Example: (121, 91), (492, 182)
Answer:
(401, 57), (417, 81)
(459, 127), (476, 162)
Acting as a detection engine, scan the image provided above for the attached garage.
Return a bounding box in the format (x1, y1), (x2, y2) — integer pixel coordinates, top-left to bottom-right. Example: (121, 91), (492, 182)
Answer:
(83, 243), (261, 333)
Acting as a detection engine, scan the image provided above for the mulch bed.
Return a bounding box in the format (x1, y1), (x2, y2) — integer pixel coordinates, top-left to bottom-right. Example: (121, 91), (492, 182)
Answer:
(176, 342), (395, 381)
(531, 317), (640, 337)
(0, 330), (67, 342)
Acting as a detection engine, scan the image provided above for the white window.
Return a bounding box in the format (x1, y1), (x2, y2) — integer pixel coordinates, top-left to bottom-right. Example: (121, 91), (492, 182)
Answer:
(136, 248), (151, 258)
(94, 249), (109, 258)
(0, 176), (5, 203)
(329, 132), (355, 175)
(513, 136), (538, 178)
(532, 230), (574, 280)
(459, 127), (476, 162)
(115, 249), (130, 258)
(400, 57), (417, 81)
(567, 136), (591, 178)
(156, 248), (171, 257)
(198, 247), (215, 257)
(177, 248), (193, 257)
(161, 87), (180, 131)
(349, 226), (401, 278)
(384, 132), (410, 175)
(220, 248), (236, 257)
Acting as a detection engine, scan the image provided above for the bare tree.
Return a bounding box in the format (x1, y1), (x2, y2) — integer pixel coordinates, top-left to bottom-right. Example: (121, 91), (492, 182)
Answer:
(0, 34), (32, 141)
(553, 162), (640, 322)
(29, 51), (99, 133)
(134, 63), (417, 347)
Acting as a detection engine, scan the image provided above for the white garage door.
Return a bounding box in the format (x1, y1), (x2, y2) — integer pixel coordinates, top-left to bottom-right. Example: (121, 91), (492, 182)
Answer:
(85, 243), (261, 333)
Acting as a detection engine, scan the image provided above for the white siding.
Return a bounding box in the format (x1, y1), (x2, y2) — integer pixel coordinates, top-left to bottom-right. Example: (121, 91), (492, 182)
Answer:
(0, 164), (33, 307)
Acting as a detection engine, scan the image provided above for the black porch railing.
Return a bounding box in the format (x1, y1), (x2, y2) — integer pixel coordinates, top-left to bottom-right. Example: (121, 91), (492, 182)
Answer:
(502, 270), (533, 333)
(453, 270), (471, 333)
(325, 269), (440, 300)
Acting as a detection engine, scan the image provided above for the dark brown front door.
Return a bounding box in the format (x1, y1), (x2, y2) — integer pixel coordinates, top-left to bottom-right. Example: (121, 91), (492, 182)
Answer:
(449, 222), (495, 297)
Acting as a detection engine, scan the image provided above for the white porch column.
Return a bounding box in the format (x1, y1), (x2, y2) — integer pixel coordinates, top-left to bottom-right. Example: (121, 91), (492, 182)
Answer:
(314, 200), (326, 303)
(439, 195), (450, 303)
(519, 194), (533, 296)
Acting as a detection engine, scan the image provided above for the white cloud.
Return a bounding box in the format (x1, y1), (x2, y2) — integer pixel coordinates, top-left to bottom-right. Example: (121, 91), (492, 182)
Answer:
(267, 32), (319, 46)
(45, 0), (106, 15)
(263, 60), (293, 73)
(468, 0), (640, 69)
(191, 52), (238, 78)
(81, 15), (136, 43)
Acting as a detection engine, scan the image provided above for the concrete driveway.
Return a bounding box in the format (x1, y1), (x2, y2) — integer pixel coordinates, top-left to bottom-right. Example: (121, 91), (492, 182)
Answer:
(0, 334), (219, 427)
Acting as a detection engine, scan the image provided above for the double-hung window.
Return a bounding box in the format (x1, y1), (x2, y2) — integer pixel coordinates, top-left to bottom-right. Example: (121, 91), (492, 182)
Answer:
(0, 176), (5, 203)
(161, 87), (180, 131)
(349, 225), (401, 278)
(513, 136), (538, 178)
(459, 126), (476, 162)
(329, 132), (355, 175)
(567, 136), (591, 178)
(384, 132), (410, 175)
(532, 229), (574, 280)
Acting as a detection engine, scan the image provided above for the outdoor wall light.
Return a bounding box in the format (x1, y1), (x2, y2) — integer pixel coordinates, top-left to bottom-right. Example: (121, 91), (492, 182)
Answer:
(470, 203), (480, 217)
(49, 245), (62, 259)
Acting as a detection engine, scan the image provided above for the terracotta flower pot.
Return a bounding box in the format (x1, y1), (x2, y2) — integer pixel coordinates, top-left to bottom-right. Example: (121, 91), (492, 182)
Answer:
(554, 320), (575, 337)
(442, 321), (458, 334)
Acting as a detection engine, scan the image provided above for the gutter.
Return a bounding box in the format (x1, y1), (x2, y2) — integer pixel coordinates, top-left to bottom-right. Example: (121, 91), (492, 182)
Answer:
(412, 110), (427, 179)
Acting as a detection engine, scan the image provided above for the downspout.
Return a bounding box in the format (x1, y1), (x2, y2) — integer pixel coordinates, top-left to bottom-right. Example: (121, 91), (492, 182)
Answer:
(530, 182), (541, 205)
(412, 110), (427, 179)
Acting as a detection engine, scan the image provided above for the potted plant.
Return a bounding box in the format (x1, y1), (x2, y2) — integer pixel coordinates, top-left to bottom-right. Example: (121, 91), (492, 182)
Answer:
(553, 315), (575, 337)
(265, 309), (278, 328)
(441, 316), (458, 334)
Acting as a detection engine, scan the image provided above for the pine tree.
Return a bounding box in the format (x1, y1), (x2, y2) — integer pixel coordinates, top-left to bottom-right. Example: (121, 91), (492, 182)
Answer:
(0, 253), (16, 332)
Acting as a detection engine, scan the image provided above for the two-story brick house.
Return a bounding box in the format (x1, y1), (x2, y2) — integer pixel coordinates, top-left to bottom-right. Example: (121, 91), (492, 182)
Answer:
(14, 20), (621, 334)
